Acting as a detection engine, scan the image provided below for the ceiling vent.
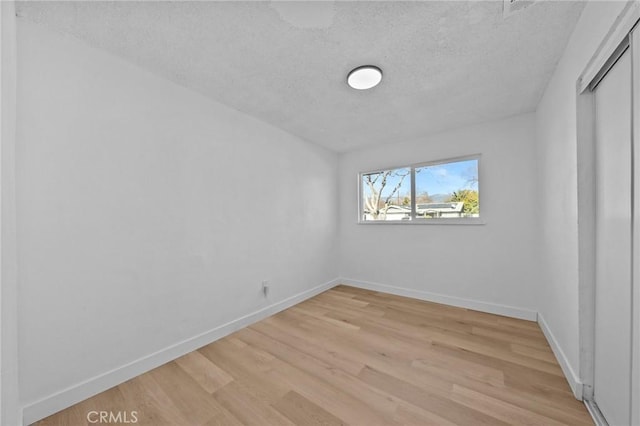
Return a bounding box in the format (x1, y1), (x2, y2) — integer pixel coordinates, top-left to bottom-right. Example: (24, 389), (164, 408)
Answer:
(503, 0), (537, 18)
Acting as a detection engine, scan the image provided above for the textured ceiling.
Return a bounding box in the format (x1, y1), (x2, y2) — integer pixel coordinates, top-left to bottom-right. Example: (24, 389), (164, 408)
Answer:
(17, 1), (585, 152)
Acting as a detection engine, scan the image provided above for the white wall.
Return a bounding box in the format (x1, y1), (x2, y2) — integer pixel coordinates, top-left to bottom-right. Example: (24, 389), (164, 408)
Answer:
(1, 2), (20, 425)
(535, 0), (628, 390)
(339, 113), (539, 319)
(16, 20), (338, 414)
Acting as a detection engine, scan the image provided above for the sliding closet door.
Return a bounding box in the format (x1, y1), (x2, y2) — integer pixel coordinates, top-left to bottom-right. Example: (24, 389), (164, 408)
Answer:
(593, 47), (632, 426)
(632, 25), (640, 426)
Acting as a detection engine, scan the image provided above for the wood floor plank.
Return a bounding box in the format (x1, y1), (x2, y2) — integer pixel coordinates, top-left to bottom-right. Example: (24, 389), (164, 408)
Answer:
(116, 372), (193, 426)
(34, 286), (593, 426)
(451, 384), (567, 426)
(429, 340), (575, 395)
(358, 365), (511, 426)
(235, 327), (401, 418)
(455, 378), (593, 425)
(510, 342), (558, 363)
(306, 298), (387, 319)
(198, 340), (290, 405)
(146, 362), (229, 425)
(174, 350), (234, 394)
(201, 409), (245, 426)
(267, 366), (401, 426)
(428, 329), (565, 376)
(313, 290), (370, 307)
(289, 306), (361, 331)
(273, 391), (345, 426)
(410, 351), (506, 387)
(393, 402), (459, 426)
(213, 381), (295, 426)
(472, 325), (550, 349)
(250, 319), (365, 376)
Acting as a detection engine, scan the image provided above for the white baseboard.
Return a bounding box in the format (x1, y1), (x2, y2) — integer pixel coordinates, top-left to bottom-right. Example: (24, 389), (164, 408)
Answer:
(22, 278), (341, 425)
(584, 400), (608, 426)
(537, 313), (583, 400)
(340, 278), (538, 321)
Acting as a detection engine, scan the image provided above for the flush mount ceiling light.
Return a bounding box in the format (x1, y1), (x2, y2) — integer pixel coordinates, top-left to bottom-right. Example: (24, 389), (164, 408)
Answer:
(347, 65), (383, 90)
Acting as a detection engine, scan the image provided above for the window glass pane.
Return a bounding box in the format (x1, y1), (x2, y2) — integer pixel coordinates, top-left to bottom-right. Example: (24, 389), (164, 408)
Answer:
(361, 167), (411, 221)
(415, 159), (479, 219)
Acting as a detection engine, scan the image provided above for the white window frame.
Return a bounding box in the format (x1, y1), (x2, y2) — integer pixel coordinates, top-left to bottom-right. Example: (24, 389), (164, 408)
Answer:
(357, 154), (484, 225)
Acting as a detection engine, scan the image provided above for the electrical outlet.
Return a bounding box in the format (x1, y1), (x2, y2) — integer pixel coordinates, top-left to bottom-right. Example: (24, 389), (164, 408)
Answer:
(261, 280), (270, 297)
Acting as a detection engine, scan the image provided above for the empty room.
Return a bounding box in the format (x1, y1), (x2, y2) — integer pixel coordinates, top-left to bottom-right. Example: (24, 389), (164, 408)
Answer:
(1, 0), (639, 425)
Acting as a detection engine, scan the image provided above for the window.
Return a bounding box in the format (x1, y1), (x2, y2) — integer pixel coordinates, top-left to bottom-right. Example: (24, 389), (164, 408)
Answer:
(359, 156), (480, 223)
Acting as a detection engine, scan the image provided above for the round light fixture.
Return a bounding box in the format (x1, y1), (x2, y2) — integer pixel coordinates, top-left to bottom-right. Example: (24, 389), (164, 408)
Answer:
(347, 65), (382, 90)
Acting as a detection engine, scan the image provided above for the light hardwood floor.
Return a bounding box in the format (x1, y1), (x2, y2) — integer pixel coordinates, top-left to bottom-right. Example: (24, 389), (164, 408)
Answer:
(36, 285), (593, 425)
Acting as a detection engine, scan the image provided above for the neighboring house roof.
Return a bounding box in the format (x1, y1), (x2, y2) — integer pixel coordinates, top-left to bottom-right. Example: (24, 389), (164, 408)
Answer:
(364, 203), (465, 220)
(363, 205), (411, 214)
(365, 203), (465, 214)
(416, 202), (464, 213)
(384, 205), (411, 213)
